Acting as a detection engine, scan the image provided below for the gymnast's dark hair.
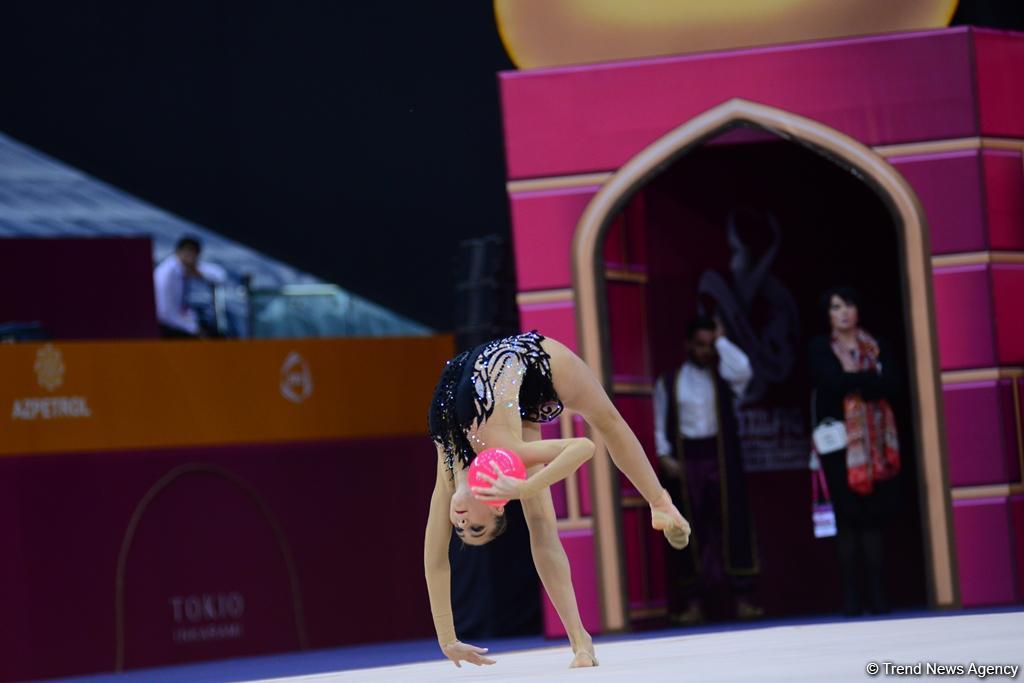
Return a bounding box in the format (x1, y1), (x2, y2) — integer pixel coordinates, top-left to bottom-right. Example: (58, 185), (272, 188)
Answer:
(427, 350), (475, 475)
(819, 285), (860, 330)
(491, 511), (508, 540)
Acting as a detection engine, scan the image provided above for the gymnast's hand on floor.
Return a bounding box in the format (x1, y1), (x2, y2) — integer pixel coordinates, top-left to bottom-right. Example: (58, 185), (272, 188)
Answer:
(650, 489), (691, 550)
(441, 640), (496, 668)
(471, 461), (523, 502)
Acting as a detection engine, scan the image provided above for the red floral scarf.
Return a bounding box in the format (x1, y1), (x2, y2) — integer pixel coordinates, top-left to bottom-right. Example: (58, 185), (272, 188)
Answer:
(832, 329), (900, 495)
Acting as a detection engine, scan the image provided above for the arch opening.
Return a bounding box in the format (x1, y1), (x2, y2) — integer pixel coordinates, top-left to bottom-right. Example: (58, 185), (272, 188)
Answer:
(571, 99), (955, 630)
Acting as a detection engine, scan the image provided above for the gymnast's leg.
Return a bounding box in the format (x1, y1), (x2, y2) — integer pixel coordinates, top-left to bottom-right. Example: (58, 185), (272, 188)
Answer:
(519, 421), (597, 667)
(542, 337), (690, 547)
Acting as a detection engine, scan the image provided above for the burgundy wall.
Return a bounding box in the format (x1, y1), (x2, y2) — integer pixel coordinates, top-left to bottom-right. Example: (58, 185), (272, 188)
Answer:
(0, 237), (158, 340)
(0, 437), (436, 682)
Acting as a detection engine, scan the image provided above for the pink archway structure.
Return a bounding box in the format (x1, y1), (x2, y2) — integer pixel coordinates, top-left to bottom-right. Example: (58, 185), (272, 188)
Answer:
(500, 27), (1024, 634)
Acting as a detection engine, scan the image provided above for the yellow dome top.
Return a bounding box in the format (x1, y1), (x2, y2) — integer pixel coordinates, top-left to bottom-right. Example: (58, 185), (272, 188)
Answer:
(495, 0), (959, 69)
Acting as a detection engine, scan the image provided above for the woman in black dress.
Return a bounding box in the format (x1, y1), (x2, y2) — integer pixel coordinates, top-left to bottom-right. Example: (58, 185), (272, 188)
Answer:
(809, 287), (901, 616)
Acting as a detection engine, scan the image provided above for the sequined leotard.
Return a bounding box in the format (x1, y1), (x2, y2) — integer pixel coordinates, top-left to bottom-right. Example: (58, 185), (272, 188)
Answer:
(428, 331), (564, 474)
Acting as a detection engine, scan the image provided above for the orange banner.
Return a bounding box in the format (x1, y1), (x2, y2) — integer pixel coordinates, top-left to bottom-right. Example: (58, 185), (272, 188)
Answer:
(0, 336), (453, 456)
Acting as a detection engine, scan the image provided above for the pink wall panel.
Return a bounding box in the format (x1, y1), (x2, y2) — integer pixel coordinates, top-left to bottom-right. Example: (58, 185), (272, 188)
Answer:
(613, 395), (659, 499)
(887, 151), (986, 254)
(572, 415), (593, 517)
(0, 438), (439, 682)
(604, 214), (629, 268)
(622, 508), (647, 607)
(982, 150), (1024, 251)
(953, 498), (1018, 606)
(992, 264), (1024, 365)
(519, 301), (578, 353)
(645, 523), (668, 606)
(500, 29), (978, 179)
(542, 530), (602, 637)
(604, 196), (650, 270)
(540, 422), (568, 517)
(942, 381), (1020, 487)
(509, 187), (598, 291)
(1011, 495), (1024, 602)
(932, 265), (996, 370)
(623, 506), (670, 612)
(606, 282), (651, 380)
(973, 29), (1024, 139)
(549, 481), (569, 520)
(0, 237), (159, 340)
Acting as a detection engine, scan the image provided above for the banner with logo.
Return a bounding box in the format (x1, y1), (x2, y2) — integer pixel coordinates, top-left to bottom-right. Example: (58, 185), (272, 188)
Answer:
(0, 336), (453, 456)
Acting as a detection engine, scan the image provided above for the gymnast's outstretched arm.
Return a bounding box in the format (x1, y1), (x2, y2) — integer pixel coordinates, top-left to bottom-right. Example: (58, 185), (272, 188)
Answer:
(423, 451), (495, 667)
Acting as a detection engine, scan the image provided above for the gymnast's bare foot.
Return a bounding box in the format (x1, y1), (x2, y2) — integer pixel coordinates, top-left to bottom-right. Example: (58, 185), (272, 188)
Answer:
(650, 489), (691, 549)
(569, 632), (598, 667)
(570, 645), (598, 668)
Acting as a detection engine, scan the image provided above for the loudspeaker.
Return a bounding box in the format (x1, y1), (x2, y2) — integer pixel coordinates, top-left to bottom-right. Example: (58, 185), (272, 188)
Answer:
(453, 235), (519, 352)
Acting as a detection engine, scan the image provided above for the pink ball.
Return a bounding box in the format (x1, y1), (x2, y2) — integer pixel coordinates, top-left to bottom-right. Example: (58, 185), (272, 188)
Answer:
(468, 448), (527, 507)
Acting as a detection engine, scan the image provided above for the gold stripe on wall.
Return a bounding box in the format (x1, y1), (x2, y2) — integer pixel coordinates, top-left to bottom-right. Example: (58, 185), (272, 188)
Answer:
(941, 367), (1024, 384)
(556, 518), (594, 531)
(505, 137), (1024, 196)
(932, 251), (1024, 268)
(951, 483), (1024, 500)
(874, 136), (1024, 157)
(629, 606), (668, 620)
(605, 269), (649, 284)
(613, 381), (654, 395)
(516, 289), (574, 305)
(507, 172), (613, 194)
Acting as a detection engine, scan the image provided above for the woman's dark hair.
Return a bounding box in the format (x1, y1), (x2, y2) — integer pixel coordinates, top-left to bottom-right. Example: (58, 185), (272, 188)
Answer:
(819, 286), (860, 330)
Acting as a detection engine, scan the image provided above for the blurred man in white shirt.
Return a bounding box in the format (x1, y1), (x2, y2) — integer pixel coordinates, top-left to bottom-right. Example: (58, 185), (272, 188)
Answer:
(653, 315), (762, 623)
(153, 236), (221, 338)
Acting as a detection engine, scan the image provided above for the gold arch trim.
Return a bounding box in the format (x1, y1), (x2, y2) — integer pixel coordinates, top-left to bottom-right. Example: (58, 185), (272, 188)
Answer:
(114, 464), (309, 670)
(571, 98), (957, 630)
(941, 367), (1024, 384)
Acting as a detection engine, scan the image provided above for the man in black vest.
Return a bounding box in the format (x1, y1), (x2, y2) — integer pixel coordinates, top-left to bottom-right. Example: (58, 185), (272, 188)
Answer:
(654, 315), (761, 623)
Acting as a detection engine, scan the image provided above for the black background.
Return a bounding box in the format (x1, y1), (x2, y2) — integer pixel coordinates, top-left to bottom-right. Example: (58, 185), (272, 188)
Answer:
(1, 1), (1020, 329)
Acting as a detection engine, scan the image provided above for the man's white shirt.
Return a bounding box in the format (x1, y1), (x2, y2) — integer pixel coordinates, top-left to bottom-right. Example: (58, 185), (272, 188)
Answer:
(654, 336), (753, 456)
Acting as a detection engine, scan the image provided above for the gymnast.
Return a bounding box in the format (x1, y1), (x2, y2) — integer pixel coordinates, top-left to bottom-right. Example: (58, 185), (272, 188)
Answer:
(425, 331), (691, 668)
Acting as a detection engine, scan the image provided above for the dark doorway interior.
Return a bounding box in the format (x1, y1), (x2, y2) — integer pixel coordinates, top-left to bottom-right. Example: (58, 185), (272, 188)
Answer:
(613, 132), (928, 621)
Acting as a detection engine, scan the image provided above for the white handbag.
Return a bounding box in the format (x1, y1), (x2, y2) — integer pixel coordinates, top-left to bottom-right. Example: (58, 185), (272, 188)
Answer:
(811, 391), (847, 454)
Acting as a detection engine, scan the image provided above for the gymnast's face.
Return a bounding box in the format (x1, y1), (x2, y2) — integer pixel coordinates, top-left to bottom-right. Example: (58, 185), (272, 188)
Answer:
(450, 489), (504, 546)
